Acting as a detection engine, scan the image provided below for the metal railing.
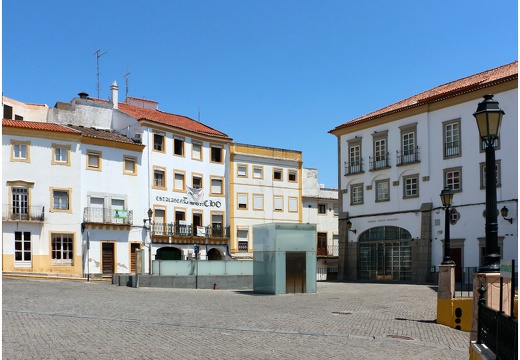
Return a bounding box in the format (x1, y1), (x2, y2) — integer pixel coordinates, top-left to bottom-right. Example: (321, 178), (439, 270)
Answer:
(83, 207), (133, 225)
(454, 267), (478, 298)
(478, 303), (518, 360)
(344, 159), (364, 176)
(445, 142), (460, 157)
(317, 267), (338, 281)
(317, 245), (339, 257)
(2, 205), (45, 222)
(396, 146), (420, 165)
(369, 153), (390, 171)
(151, 222), (230, 238)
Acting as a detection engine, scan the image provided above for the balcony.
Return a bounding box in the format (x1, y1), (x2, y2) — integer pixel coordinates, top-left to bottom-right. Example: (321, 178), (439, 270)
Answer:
(151, 222), (230, 239)
(344, 159), (364, 176)
(396, 146), (420, 166)
(83, 207), (133, 225)
(317, 245), (339, 257)
(2, 205), (45, 222)
(445, 142), (460, 157)
(369, 153), (390, 171)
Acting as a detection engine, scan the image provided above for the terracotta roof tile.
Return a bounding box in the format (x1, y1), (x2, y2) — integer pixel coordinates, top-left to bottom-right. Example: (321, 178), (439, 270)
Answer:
(330, 61), (518, 133)
(2, 119), (79, 133)
(117, 102), (232, 140)
(65, 124), (141, 145)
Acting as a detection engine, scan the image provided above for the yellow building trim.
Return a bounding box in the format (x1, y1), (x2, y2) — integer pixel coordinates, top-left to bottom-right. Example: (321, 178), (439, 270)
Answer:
(2, 254), (83, 277)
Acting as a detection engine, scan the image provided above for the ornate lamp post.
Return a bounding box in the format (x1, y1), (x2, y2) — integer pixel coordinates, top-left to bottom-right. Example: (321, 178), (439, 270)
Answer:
(440, 187), (454, 264)
(147, 208), (153, 275)
(473, 94), (504, 272)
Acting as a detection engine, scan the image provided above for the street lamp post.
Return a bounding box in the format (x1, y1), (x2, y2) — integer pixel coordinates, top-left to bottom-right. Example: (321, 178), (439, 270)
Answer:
(147, 208), (153, 275)
(440, 187), (454, 265)
(473, 94), (504, 273)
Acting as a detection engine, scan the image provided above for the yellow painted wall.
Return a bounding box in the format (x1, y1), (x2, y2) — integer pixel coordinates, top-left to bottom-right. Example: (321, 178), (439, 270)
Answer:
(2, 254), (83, 277)
(437, 298), (473, 331)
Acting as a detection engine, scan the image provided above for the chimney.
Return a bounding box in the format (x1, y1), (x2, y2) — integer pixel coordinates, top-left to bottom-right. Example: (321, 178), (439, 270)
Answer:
(110, 81), (118, 109)
(78, 92), (89, 99)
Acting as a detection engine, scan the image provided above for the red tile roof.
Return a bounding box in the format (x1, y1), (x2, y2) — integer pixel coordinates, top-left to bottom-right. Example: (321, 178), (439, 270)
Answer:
(117, 102), (232, 140)
(2, 119), (79, 134)
(65, 124), (143, 145)
(330, 61), (518, 133)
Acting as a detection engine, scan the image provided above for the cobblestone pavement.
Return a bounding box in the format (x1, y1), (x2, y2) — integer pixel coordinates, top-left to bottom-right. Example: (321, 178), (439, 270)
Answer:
(3, 278), (470, 359)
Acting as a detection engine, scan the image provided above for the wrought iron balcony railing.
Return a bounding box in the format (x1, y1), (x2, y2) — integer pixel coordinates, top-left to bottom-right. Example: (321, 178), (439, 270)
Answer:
(445, 141), (460, 157)
(83, 207), (133, 225)
(344, 159), (364, 176)
(151, 222), (230, 238)
(317, 245), (339, 257)
(369, 153), (390, 171)
(396, 146), (420, 165)
(2, 205), (45, 222)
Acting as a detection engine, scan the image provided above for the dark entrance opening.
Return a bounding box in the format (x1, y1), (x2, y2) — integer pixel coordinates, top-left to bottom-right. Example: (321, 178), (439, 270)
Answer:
(130, 243), (140, 273)
(286, 252), (306, 293)
(156, 247), (182, 260)
(207, 248), (222, 260)
(102, 242), (115, 277)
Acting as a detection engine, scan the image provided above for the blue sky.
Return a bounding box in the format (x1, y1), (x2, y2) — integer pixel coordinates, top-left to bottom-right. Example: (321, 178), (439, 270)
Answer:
(3, 1), (518, 187)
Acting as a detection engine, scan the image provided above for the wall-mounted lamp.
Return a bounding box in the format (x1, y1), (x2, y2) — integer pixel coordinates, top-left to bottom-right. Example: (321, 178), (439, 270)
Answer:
(500, 206), (513, 224)
(346, 220), (357, 234)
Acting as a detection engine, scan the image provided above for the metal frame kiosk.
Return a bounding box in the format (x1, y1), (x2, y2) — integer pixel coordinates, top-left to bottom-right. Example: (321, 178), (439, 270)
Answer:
(253, 223), (317, 294)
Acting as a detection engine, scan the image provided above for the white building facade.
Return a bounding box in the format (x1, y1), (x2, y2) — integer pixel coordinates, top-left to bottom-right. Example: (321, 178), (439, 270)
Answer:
(330, 61), (518, 283)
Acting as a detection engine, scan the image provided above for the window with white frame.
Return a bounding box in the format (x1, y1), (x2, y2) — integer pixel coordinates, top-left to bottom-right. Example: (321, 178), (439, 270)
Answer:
(174, 171), (185, 191)
(253, 194), (264, 210)
(444, 167), (462, 192)
(52, 144), (70, 165)
(11, 141), (30, 162)
(375, 179), (390, 202)
(372, 130), (388, 170)
(444, 119), (461, 158)
(52, 189), (70, 211)
(192, 142), (202, 160)
(403, 175), (419, 198)
(274, 196), (283, 211)
(211, 177), (223, 195)
(11, 187), (29, 219)
(87, 150), (101, 170)
(399, 123), (417, 164)
(480, 161), (501, 189)
(253, 166), (263, 179)
(288, 197), (298, 212)
(14, 231), (31, 264)
(348, 141), (361, 174)
(238, 193), (248, 209)
(237, 164), (247, 177)
(51, 233), (73, 266)
(350, 183), (364, 205)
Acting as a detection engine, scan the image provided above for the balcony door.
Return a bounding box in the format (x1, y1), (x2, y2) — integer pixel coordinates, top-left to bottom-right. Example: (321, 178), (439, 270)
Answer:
(12, 188), (28, 220)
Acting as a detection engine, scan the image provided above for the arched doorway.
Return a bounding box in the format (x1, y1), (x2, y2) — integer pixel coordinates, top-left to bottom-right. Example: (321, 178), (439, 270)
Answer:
(358, 226), (412, 281)
(207, 248), (222, 260)
(156, 247), (182, 260)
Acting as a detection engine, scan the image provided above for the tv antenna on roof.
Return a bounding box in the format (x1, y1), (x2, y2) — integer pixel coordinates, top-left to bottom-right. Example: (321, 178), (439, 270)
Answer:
(124, 64), (131, 102)
(93, 49), (108, 99)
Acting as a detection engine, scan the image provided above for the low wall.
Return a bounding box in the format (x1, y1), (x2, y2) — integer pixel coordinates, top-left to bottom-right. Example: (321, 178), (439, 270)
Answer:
(113, 274), (253, 290)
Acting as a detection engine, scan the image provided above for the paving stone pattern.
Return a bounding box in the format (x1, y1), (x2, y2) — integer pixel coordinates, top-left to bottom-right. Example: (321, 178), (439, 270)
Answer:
(3, 278), (470, 359)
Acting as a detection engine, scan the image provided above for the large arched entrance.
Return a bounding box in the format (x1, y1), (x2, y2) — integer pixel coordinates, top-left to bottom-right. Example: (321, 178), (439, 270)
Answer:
(156, 247), (182, 260)
(358, 226), (412, 281)
(207, 248), (222, 260)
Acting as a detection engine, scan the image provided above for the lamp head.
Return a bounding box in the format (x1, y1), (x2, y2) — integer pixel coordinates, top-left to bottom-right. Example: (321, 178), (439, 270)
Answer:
(473, 94), (504, 146)
(439, 187), (454, 208)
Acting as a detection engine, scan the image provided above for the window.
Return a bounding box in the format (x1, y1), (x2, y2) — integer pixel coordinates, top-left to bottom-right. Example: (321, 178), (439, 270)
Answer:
(288, 197), (298, 212)
(153, 133), (165, 152)
(273, 168), (283, 181)
(444, 119), (461, 158)
(87, 150), (101, 170)
(237, 229), (249, 252)
(480, 161), (501, 189)
(15, 231), (31, 264)
(317, 232), (327, 255)
(403, 175), (419, 198)
(4, 104), (13, 119)
(192, 142), (202, 160)
(333, 205), (339, 216)
(51, 233), (73, 266)
(288, 170), (297, 182)
(371, 131), (389, 170)
(237, 164), (247, 177)
(12, 187), (28, 219)
(318, 204), (326, 214)
(192, 174), (202, 189)
(376, 179), (390, 202)
(51, 188), (70, 212)
(174, 171), (185, 191)
(11, 141), (30, 162)
(52, 144), (70, 165)
(238, 193), (248, 209)
(123, 156), (137, 175)
(444, 167), (462, 192)
(211, 145), (222, 163)
(350, 184), (364, 205)
(174, 137), (184, 156)
(274, 196), (283, 211)
(253, 194), (264, 210)
(346, 137), (362, 175)
(399, 123), (418, 164)
(211, 177), (223, 195)
(253, 166), (263, 179)
(153, 167), (166, 189)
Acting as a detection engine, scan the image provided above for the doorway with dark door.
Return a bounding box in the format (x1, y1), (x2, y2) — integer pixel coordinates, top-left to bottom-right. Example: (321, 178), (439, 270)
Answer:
(286, 252), (306, 294)
(450, 247), (462, 283)
(102, 242), (115, 277)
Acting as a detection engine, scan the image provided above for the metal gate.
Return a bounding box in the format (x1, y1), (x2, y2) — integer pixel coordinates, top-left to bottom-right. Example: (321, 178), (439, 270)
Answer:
(286, 252), (306, 293)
